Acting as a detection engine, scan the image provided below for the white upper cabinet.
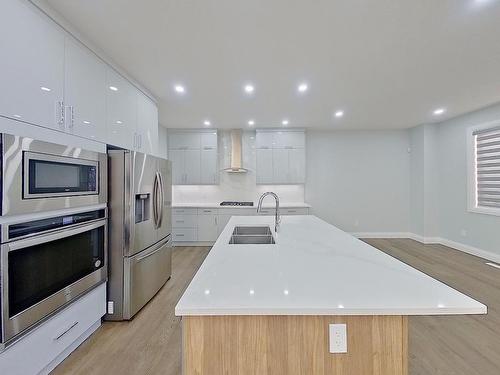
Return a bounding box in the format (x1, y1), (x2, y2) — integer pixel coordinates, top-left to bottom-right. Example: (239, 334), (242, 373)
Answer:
(137, 92), (158, 155)
(168, 130), (218, 185)
(288, 148), (306, 183)
(168, 132), (201, 150)
(256, 132), (274, 149)
(256, 149), (274, 184)
(201, 132), (217, 149)
(169, 149), (185, 184)
(64, 37), (106, 141)
(274, 131), (305, 149)
(201, 148), (218, 184)
(256, 130), (306, 184)
(105, 68), (137, 150)
(0, 0), (161, 151)
(0, 0), (64, 130)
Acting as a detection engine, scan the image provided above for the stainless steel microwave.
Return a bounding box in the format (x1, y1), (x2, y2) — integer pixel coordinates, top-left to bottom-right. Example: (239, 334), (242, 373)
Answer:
(1, 134), (107, 216)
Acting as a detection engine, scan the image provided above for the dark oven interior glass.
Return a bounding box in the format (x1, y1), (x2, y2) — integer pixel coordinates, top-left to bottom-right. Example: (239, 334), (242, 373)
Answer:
(8, 226), (104, 317)
(28, 159), (97, 194)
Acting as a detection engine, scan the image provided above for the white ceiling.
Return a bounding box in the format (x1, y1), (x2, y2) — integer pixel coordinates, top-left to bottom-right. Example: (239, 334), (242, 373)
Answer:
(45, 0), (500, 130)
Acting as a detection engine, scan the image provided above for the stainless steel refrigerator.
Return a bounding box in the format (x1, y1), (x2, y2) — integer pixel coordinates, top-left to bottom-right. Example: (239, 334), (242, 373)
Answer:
(106, 150), (172, 320)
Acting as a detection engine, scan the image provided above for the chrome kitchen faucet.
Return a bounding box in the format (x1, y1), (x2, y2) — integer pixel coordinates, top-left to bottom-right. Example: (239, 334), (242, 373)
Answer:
(257, 192), (281, 232)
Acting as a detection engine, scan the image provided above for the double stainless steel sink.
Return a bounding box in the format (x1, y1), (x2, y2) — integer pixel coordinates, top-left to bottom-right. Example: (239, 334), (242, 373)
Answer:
(229, 226), (275, 244)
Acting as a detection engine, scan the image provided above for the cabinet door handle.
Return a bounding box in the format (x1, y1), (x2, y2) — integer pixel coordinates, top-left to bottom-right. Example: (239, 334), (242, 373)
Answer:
(53, 321), (79, 341)
(56, 101), (65, 127)
(139, 134), (142, 149)
(66, 106), (75, 129)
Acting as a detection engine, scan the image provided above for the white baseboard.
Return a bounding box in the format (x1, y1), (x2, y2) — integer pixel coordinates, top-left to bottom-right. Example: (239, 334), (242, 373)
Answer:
(353, 231), (500, 263)
(436, 237), (500, 264)
(351, 232), (412, 239)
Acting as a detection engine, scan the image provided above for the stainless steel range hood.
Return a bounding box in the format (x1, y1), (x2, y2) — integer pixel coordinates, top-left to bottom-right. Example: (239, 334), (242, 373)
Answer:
(224, 129), (248, 173)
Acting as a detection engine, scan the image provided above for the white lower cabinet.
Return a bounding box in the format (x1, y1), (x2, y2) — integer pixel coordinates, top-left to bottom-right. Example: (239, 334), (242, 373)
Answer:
(172, 206), (310, 244)
(0, 283), (106, 375)
(197, 209), (219, 241)
(172, 208), (198, 242)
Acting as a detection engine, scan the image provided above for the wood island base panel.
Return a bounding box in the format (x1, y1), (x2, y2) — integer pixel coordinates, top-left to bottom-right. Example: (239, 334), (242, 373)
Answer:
(182, 315), (408, 375)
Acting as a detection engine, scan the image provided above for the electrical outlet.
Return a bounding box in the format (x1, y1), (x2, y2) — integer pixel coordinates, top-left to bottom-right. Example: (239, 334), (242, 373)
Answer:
(354, 219), (359, 227)
(329, 324), (347, 353)
(107, 301), (114, 315)
(461, 229), (467, 237)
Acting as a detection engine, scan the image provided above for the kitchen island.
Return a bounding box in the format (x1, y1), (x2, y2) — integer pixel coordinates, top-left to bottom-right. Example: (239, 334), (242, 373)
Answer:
(175, 215), (486, 375)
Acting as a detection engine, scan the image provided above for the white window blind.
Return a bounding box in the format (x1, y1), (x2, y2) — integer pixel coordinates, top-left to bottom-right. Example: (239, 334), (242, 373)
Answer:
(473, 125), (500, 209)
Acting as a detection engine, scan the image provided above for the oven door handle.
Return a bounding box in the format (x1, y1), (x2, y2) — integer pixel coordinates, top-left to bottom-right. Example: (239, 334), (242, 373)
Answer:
(6, 220), (106, 252)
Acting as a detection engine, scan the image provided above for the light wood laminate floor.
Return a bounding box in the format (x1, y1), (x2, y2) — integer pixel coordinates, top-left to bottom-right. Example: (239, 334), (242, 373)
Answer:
(51, 240), (500, 375)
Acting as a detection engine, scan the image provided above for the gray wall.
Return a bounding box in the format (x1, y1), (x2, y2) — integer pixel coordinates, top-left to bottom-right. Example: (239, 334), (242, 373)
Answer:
(433, 103), (500, 255)
(305, 130), (411, 233)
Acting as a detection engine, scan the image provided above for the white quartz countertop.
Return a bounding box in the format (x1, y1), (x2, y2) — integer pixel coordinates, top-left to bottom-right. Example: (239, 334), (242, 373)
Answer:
(172, 202), (311, 209)
(175, 215), (487, 316)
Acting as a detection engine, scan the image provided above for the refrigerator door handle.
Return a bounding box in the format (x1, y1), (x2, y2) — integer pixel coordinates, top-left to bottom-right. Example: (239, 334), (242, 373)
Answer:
(157, 171), (165, 228)
(152, 172), (159, 228)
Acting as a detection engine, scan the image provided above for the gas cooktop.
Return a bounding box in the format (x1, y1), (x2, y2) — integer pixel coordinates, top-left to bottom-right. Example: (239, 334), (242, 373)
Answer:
(220, 201), (254, 206)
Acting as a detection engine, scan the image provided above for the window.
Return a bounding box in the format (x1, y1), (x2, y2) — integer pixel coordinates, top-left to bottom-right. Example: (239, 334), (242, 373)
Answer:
(468, 121), (500, 215)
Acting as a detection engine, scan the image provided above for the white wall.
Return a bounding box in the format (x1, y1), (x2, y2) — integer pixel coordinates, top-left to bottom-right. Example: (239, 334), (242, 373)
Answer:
(172, 130), (305, 204)
(305, 130), (411, 233)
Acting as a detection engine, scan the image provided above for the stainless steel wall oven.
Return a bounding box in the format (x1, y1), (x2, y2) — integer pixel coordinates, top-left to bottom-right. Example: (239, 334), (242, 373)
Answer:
(0, 208), (107, 346)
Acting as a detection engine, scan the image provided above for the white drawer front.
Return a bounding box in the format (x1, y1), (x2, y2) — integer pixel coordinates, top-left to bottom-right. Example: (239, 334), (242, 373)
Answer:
(197, 208), (218, 215)
(218, 208), (256, 216)
(172, 214), (198, 228)
(172, 208), (197, 215)
(282, 208), (309, 215)
(173, 228), (197, 242)
(0, 283), (106, 375)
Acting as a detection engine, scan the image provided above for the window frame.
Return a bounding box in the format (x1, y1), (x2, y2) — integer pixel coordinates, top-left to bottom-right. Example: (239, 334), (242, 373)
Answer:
(467, 120), (500, 216)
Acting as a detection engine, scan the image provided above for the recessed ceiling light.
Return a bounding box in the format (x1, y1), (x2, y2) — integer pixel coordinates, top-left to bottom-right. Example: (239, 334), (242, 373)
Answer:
(244, 84), (255, 94)
(116, 120), (123, 124)
(40, 86), (51, 92)
(249, 289), (255, 295)
(283, 289), (289, 295)
(248, 120), (255, 126)
(335, 110), (344, 118)
(174, 84), (186, 94)
(109, 86), (118, 91)
(433, 108), (446, 116)
(282, 119), (289, 126)
(13, 114), (21, 119)
(297, 83), (308, 93)
(83, 120), (91, 125)
(203, 120), (211, 126)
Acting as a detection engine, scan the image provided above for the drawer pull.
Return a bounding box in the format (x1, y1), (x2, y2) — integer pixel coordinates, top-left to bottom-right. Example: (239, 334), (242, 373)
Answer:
(176, 234), (185, 237)
(287, 210), (297, 213)
(53, 321), (79, 341)
(176, 220), (184, 223)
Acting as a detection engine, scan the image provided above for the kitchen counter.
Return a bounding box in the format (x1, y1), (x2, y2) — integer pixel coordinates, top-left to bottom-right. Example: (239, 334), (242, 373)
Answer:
(172, 202), (311, 209)
(176, 215), (486, 375)
(176, 215), (486, 316)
